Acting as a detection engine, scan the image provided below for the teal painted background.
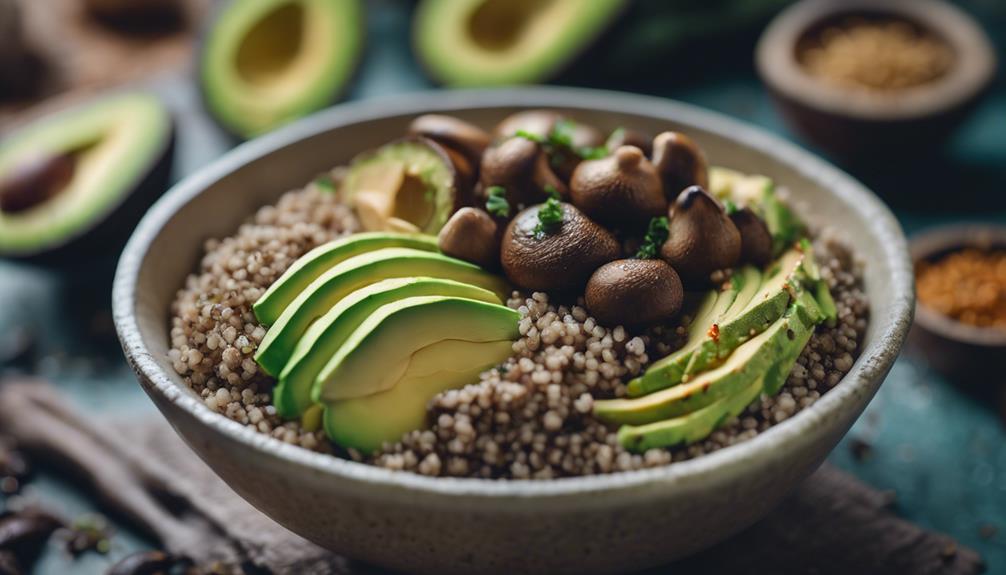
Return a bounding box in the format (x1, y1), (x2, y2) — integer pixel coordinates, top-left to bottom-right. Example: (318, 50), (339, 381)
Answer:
(1, 0), (1004, 572)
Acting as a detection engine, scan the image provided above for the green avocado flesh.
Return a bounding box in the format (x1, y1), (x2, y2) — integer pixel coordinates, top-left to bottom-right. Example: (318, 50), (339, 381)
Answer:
(0, 92), (171, 256)
(315, 296), (519, 402)
(200, 0), (363, 138)
(617, 375), (766, 453)
(253, 232), (440, 326)
(274, 277), (501, 418)
(594, 307), (815, 427)
(255, 247), (509, 376)
(414, 0), (626, 86)
(628, 249), (808, 397)
(324, 339), (514, 453)
(342, 139), (458, 234)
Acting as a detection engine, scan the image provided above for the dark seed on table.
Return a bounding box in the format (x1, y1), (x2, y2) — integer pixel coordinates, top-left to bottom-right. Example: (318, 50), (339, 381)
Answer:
(848, 437), (873, 462)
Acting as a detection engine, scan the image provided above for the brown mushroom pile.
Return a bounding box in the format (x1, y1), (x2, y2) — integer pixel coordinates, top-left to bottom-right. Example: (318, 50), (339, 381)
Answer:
(364, 110), (775, 328)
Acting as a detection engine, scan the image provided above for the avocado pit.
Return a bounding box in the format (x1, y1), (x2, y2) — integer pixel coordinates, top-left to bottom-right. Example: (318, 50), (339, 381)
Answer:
(0, 152), (76, 214)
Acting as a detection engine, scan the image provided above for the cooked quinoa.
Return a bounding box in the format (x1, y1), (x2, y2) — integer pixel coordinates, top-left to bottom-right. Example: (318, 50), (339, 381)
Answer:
(169, 181), (868, 479)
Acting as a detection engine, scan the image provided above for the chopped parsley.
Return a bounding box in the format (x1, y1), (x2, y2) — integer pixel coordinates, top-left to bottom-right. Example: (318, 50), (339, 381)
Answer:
(313, 174), (337, 194)
(723, 199), (739, 215)
(534, 197), (564, 235)
(515, 119), (609, 161)
(635, 216), (670, 259)
(544, 184), (561, 200)
(485, 186), (510, 217)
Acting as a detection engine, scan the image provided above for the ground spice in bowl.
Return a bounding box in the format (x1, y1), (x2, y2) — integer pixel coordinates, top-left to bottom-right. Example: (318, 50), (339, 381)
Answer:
(916, 248), (1006, 329)
(798, 16), (955, 92)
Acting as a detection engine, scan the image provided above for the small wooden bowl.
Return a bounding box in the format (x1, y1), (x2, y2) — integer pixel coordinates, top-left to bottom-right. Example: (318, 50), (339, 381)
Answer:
(909, 225), (1006, 381)
(756, 0), (996, 162)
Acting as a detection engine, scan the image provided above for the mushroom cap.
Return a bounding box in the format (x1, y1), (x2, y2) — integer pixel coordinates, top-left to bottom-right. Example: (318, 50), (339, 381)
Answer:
(570, 145), (667, 228)
(408, 114), (491, 167)
(480, 137), (568, 207)
(501, 202), (621, 292)
(660, 186), (741, 283)
(586, 259), (683, 327)
(651, 131), (710, 201)
(493, 110), (562, 140)
(730, 207), (774, 266)
(438, 207), (500, 269)
(605, 128), (652, 157)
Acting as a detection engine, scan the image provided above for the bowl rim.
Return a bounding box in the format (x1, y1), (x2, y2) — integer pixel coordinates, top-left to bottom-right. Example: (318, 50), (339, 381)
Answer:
(910, 223), (1006, 347)
(755, 0), (997, 121)
(113, 86), (914, 498)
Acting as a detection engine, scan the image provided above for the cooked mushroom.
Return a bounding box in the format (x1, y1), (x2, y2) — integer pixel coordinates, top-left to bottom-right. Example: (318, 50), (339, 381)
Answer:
(0, 152), (76, 214)
(438, 207), (500, 269)
(480, 136), (568, 207)
(501, 202), (620, 291)
(729, 207), (773, 266)
(586, 259), (683, 327)
(605, 128), (652, 157)
(493, 110), (563, 140)
(651, 131), (709, 201)
(661, 186), (741, 283)
(408, 114), (491, 167)
(570, 145), (666, 228)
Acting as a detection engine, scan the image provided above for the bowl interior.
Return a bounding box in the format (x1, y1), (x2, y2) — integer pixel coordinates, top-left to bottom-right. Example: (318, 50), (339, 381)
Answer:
(117, 88), (913, 494)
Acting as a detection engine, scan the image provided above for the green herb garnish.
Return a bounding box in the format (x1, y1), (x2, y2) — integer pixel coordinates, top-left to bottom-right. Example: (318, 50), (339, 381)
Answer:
(723, 199), (738, 215)
(544, 184), (561, 200)
(515, 120), (608, 161)
(534, 197), (564, 235)
(635, 216), (670, 259)
(485, 186), (510, 217)
(313, 174), (337, 194)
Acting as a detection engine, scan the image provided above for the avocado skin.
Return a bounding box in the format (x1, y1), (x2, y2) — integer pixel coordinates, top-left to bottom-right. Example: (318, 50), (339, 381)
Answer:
(5, 124), (175, 265)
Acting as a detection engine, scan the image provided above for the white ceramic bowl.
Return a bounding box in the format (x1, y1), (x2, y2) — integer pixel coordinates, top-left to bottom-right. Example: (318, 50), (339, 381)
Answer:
(113, 88), (913, 575)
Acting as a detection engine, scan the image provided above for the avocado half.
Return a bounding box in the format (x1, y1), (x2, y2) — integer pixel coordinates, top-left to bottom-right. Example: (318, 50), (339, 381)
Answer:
(200, 0), (364, 139)
(413, 0), (626, 86)
(0, 92), (174, 261)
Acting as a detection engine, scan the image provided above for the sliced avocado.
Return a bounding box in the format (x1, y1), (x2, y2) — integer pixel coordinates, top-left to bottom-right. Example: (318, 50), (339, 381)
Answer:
(323, 339), (514, 453)
(255, 247), (509, 376)
(414, 0), (626, 86)
(626, 266), (754, 398)
(709, 167), (803, 256)
(614, 291), (825, 452)
(253, 231), (440, 326)
(623, 281), (736, 398)
(762, 293), (822, 396)
(342, 138), (465, 235)
(0, 92), (173, 260)
(199, 0), (363, 138)
(629, 248), (810, 396)
(617, 375), (765, 453)
(314, 296), (519, 402)
(595, 311), (813, 426)
(274, 277), (501, 419)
